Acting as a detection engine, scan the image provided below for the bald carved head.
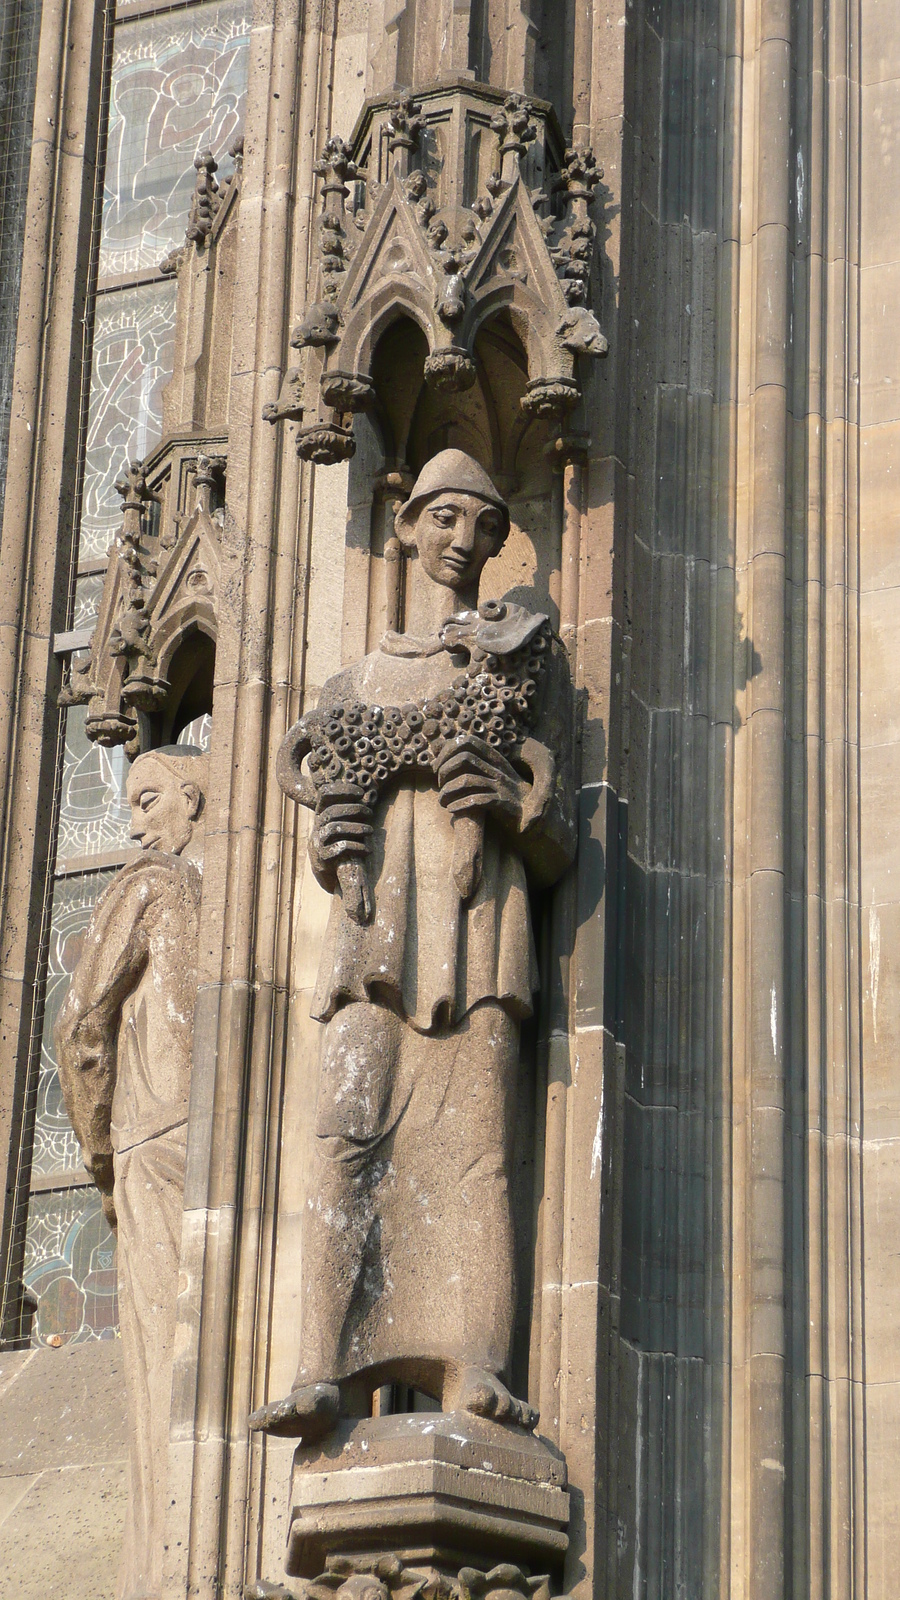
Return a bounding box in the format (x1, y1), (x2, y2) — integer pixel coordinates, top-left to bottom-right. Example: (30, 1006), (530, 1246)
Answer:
(126, 745), (208, 857)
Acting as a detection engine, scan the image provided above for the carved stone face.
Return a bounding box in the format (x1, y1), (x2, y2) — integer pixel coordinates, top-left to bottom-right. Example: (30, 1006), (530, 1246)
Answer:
(292, 300), (341, 348)
(126, 756), (200, 856)
(557, 305), (608, 357)
(407, 491), (505, 592)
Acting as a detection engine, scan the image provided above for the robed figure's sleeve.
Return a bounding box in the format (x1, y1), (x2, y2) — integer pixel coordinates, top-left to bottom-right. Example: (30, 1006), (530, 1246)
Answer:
(54, 859), (158, 1206)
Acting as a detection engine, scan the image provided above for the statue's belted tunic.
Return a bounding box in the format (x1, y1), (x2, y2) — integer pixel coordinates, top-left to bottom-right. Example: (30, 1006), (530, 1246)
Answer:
(311, 633), (543, 1033)
(298, 615), (574, 1396)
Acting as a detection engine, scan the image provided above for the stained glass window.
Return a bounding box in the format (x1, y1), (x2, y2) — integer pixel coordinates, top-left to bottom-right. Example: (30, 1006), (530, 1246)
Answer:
(177, 712), (213, 750)
(31, 870), (118, 1179)
(100, 0), (251, 277)
(79, 281), (178, 561)
(16, 0), (243, 1347)
(24, 1188), (118, 1345)
(25, 869), (120, 1345)
(58, 706), (133, 865)
(58, 710), (132, 870)
(71, 570), (106, 634)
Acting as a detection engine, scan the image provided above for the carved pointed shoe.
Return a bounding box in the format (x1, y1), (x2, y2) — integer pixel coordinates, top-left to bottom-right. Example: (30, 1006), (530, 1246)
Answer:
(248, 1381), (341, 1440)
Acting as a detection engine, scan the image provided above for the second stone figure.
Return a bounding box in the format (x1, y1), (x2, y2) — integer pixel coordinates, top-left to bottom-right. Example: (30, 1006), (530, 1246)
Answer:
(253, 451), (575, 1442)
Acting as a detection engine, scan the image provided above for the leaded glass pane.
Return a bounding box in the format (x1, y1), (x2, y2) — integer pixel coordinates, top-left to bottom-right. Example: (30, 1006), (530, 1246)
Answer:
(79, 280), (177, 561)
(58, 705), (132, 865)
(24, 1187), (118, 1345)
(100, 0), (250, 277)
(32, 870), (117, 1178)
(177, 713), (212, 750)
(72, 570), (106, 634)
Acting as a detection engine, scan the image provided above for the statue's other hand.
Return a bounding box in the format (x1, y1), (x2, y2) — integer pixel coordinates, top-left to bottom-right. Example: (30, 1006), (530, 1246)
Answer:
(437, 733), (529, 827)
(312, 798), (374, 864)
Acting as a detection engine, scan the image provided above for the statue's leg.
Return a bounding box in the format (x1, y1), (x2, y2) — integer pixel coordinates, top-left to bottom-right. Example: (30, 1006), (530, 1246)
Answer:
(114, 1126), (187, 1600)
(249, 1001), (402, 1439)
(384, 1001), (537, 1429)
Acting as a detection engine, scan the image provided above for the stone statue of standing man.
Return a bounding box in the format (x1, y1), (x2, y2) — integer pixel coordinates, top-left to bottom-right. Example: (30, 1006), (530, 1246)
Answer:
(254, 450), (575, 1442)
(56, 744), (207, 1600)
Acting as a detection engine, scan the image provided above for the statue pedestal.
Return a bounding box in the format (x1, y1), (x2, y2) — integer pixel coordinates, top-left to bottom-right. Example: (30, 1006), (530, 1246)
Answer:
(285, 1412), (569, 1581)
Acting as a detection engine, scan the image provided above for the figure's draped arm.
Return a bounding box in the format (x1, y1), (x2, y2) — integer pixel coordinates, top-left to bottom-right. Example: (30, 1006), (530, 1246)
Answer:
(54, 869), (151, 1195)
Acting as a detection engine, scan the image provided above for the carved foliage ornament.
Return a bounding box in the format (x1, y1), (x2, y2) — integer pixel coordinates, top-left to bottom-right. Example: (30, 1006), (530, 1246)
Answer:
(161, 137), (244, 276)
(264, 82), (608, 463)
(246, 1554), (561, 1600)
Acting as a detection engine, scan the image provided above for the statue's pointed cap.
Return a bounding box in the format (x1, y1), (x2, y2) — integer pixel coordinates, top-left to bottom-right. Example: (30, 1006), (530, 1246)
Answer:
(396, 449), (509, 537)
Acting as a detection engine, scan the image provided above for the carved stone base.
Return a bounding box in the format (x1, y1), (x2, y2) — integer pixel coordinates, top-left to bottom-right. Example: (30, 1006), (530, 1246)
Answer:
(285, 1412), (569, 1580)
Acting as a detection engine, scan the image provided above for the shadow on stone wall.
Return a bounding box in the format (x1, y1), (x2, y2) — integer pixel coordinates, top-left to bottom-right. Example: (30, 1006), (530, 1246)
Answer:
(615, 0), (749, 1590)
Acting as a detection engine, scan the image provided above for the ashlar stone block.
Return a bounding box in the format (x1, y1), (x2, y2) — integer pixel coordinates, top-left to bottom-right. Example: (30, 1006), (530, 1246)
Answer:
(286, 1412), (569, 1580)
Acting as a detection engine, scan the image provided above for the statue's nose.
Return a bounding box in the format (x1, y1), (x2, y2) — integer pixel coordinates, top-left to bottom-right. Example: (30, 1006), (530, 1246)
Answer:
(451, 516), (478, 552)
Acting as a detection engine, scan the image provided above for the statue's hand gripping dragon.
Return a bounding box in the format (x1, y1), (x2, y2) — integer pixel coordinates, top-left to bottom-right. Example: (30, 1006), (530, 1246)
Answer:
(276, 602), (555, 924)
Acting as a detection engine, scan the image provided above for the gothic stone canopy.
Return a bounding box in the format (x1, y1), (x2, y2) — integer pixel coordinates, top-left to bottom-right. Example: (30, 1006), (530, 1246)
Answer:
(264, 79), (608, 466)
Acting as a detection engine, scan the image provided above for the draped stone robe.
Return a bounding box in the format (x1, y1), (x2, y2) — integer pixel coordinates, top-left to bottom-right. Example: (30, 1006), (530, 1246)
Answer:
(56, 852), (201, 1600)
(297, 623), (575, 1394)
(311, 626), (574, 1032)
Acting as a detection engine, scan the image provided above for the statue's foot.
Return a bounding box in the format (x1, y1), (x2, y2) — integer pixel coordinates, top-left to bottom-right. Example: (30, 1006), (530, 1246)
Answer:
(453, 1367), (539, 1432)
(248, 1380), (340, 1440)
